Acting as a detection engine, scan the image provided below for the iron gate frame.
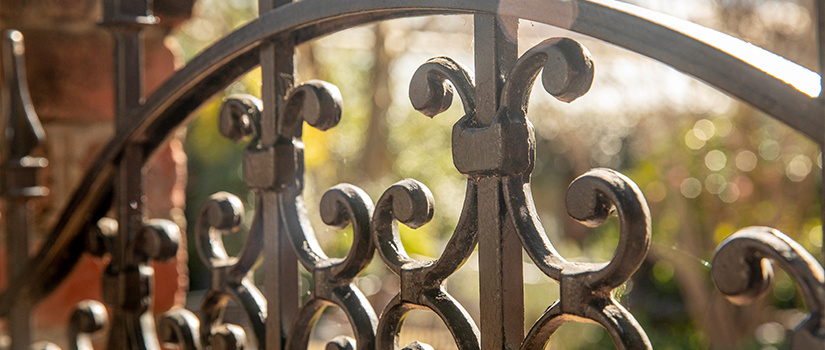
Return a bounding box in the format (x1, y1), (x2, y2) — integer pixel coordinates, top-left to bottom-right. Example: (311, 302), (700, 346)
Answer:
(1, 0), (824, 349)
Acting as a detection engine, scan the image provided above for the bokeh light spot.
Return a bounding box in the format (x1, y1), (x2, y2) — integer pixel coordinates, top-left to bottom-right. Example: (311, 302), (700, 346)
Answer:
(758, 140), (780, 161)
(680, 178), (702, 198)
(705, 150), (727, 171)
(735, 150), (757, 172)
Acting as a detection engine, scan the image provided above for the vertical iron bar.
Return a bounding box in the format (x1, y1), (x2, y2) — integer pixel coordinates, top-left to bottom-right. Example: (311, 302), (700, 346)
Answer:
(259, 2), (299, 350)
(2, 30), (48, 350)
(8, 201), (31, 350)
(110, 31), (158, 350)
(102, 0), (158, 347)
(474, 13), (523, 350)
(3, 33), (31, 350)
(818, 0), (825, 263)
(113, 32), (144, 269)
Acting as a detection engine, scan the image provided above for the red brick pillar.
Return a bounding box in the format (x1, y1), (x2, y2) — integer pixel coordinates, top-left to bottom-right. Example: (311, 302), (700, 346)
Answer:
(0, 0), (193, 346)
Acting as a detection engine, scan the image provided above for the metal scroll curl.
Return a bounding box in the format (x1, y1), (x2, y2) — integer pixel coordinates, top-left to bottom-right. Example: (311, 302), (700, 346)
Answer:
(263, 79), (383, 349)
(198, 80), (343, 348)
(486, 37), (651, 348)
(274, 80), (345, 265)
(68, 300), (108, 350)
(284, 184), (378, 350)
(194, 192), (266, 349)
(372, 179), (481, 350)
(158, 308), (201, 350)
(424, 38), (594, 178)
(501, 37), (594, 113)
(409, 56), (475, 121)
(85, 216), (181, 349)
(506, 169), (652, 349)
(711, 227), (825, 349)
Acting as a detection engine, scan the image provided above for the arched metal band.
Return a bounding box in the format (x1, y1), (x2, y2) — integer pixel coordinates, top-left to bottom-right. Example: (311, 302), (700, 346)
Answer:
(5, 0), (821, 315)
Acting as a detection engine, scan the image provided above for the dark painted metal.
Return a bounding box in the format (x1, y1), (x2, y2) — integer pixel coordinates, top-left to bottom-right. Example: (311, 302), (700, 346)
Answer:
(472, 13), (524, 350)
(99, 1), (182, 348)
(372, 179), (480, 350)
(193, 192), (265, 349)
(69, 300), (109, 350)
(206, 78), (348, 348)
(1, 29), (48, 350)
(268, 78), (348, 350)
(284, 184), (377, 350)
(818, 0), (825, 264)
(489, 38), (650, 348)
(2, 1), (824, 350)
(257, 2), (300, 349)
(7, 1), (824, 315)
(711, 227), (825, 350)
(514, 169), (652, 349)
(158, 309), (202, 350)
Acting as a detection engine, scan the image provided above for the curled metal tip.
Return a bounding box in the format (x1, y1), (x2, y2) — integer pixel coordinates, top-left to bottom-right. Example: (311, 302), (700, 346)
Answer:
(402, 341), (435, 350)
(325, 336), (356, 350)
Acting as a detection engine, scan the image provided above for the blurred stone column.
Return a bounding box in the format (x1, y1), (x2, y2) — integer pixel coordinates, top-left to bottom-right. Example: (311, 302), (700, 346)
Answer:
(0, 0), (193, 346)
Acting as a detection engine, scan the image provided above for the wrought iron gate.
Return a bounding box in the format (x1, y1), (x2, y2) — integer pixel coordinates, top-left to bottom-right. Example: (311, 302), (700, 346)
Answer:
(1, 0), (824, 349)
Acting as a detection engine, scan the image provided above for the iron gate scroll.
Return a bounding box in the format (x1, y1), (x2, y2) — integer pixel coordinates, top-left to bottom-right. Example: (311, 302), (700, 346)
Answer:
(1, 0), (825, 349)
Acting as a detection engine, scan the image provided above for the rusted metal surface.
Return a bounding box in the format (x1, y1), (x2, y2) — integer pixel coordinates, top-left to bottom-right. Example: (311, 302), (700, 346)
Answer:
(1, 0), (824, 349)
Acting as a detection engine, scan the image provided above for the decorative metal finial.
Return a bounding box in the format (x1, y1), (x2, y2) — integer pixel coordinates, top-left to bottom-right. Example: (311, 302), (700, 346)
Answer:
(1, 30), (48, 198)
(1, 29), (49, 350)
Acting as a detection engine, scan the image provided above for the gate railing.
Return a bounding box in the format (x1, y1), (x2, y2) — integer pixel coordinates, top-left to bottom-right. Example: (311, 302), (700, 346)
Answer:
(1, 0), (824, 349)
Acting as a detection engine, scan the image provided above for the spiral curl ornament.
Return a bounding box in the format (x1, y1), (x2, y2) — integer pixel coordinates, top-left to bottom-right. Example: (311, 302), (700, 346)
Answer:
(280, 80), (342, 136)
(415, 38), (592, 178)
(194, 192), (265, 349)
(372, 179), (480, 350)
(502, 169), (651, 349)
(219, 94), (262, 143)
(68, 300), (108, 350)
(401, 341), (435, 350)
(501, 37), (594, 116)
(158, 309), (201, 350)
(284, 184), (378, 350)
(206, 80), (345, 348)
(325, 336), (356, 350)
(711, 227), (825, 349)
(94, 216), (180, 328)
(409, 56), (475, 120)
(211, 325), (247, 350)
(85, 218), (117, 258)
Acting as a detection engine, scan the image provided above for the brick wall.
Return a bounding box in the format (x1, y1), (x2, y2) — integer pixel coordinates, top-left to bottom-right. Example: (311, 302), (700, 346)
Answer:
(0, 0), (193, 346)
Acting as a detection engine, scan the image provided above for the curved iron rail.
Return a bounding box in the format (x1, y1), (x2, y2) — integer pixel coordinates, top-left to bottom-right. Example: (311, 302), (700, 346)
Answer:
(2, 0), (822, 315)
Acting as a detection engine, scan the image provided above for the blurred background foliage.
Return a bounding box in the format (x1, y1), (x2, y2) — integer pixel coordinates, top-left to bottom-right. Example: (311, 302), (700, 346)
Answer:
(171, 0), (823, 348)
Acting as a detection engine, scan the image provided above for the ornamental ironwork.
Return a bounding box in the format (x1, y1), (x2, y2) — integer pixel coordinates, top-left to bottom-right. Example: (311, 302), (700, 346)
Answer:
(1, 0), (824, 349)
